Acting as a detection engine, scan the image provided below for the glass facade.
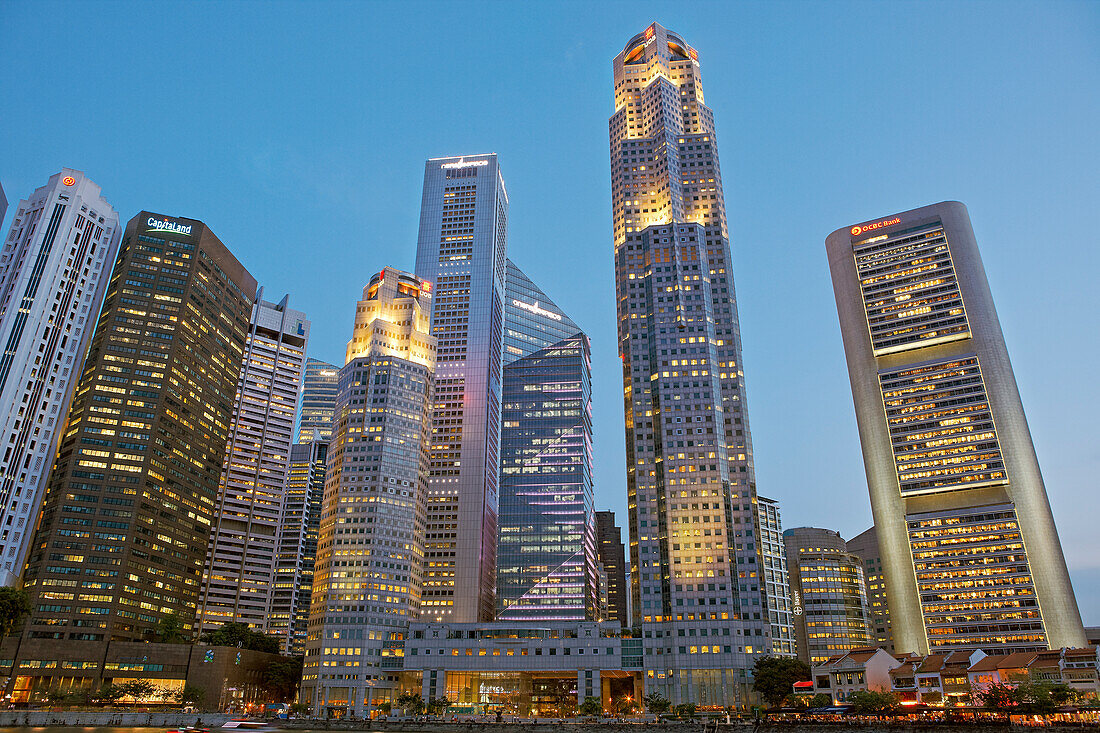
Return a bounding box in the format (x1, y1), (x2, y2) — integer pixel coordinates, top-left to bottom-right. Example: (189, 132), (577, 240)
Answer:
(758, 497), (795, 655)
(19, 211), (256, 648)
(610, 23), (779, 705)
(197, 292), (309, 637)
(270, 439), (327, 655)
(783, 528), (873, 665)
(303, 267), (435, 718)
(907, 503), (1045, 653)
(827, 201), (1085, 653)
(298, 357), (339, 442)
(497, 334), (596, 621)
(595, 511), (627, 626)
(503, 258), (580, 365)
(414, 155), (509, 623)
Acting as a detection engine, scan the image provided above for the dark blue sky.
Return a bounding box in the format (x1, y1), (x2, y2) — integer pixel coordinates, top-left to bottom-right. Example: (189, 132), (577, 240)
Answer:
(2, 1), (1097, 623)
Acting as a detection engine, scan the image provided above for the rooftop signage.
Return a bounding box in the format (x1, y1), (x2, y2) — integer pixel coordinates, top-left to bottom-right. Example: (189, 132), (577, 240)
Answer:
(441, 158), (488, 170)
(512, 299), (562, 322)
(850, 217), (901, 237)
(146, 216), (193, 237)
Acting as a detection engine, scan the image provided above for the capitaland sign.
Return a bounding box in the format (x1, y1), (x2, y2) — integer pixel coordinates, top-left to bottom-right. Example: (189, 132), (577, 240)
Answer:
(850, 217), (901, 237)
(146, 216), (193, 236)
(512, 299), (562, 322)
(441, 158), (488, 170)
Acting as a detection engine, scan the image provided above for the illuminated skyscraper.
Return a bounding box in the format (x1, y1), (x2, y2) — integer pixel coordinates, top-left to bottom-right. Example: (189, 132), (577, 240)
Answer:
(303, 267), (435, 718)
(497, 333), (595, 621)
(197, 292), (308, 636)
(595, 511), (628, 626)
(0, 170), (120, 585)
(846, 527), (893, 652)
(270, 439), (327, 655)
(14, 212), (255, 694)
(826, 201), (1086, 654)
(609, 23), (777, 704)
(782, 527), (873, 665)
(298, 357), (339, 442)
(414, 154), (508, 623)
(758, 497), (795, 656)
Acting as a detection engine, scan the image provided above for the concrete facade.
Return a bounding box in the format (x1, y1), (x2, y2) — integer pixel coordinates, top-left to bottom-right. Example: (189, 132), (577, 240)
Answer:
(826, 202), (1085, 654)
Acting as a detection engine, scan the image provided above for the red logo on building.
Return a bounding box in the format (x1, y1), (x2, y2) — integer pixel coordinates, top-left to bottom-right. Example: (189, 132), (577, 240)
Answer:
(851, 217), (901, 237)
(62, 176), (75, 186)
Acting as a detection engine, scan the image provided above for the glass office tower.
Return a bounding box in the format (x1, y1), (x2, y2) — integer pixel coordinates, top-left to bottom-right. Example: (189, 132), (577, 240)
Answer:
(197, 291), (308, 636)
(12, 212), (255, 698)
(414, 154), (508, 623)
(782, 527), (873, 665)
(303, 267), (435, 718)
(497, 333), (595, 621)
(0, 170), (120, 585)
(298, 357), (338, 442)
(595, 511), (628, 626)
(826, 201), (1085, 654)
(609, 23), (777, 705)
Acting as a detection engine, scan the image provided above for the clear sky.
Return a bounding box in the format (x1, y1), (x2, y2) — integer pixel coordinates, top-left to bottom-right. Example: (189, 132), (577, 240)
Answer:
(2, 1), (1097, 624)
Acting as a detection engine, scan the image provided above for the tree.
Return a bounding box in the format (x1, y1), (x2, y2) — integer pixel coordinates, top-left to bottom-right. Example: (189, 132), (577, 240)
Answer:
(378, 701), (392, 716)
(846, 690), (901, 715)
(786, 692), (832, 710)
(673, 703), (697, 719)
(973, 681), (1023, 711)
(1014, 679), (1078, 714)
(427, 695), (451, 716)
(752, 655), (812, 708)
(397, 691), (425, 715)
(155, 612), (187, 644)
(121, 679), (156, 701)
(45, 689), (67, 705)
(0, 587), (31, 638)
(175, 685), (205, 707)
(614, 696), (635, 716)
(643, 692), (671, 715)
(579, 696), (602, 716)
(260, 656), (303, 702)
(199, 621), (280, 653)
(290, 702), (310, 718)
(95, 682), (126, 705)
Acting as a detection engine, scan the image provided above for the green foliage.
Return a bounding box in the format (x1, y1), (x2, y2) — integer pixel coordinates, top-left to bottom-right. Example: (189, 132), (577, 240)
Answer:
(673, 702), (697, 719)
(155, 612), (187, 644)
(643, 692), (671, 714)
(0, 587), (31, 638)
(846, 689), (901, 715)
(378, 701), (392, 715)
(95, 682), (126, 704)
(1012, 679), (1079, 714)
(199, 621), (280, 653)
(426, 695), (452, 716)
(175, 685), (205, 706)
(290, 702), (311, 717)
(45, 689), (67, 704)
(260, 656), (303, 702)
(753, 655), (812, 708)
(122, 679), (156, 701)
(786, 692), (832, 709)
(578, 696), (602, 716)
(397, 691), (425, 715)
(614, 696), (635, 715)
(973, 681), (1023, 711)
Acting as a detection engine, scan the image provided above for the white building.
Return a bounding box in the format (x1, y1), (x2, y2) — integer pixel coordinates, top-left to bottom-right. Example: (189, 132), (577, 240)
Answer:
(197, 291), (309, 635)
(0, 169), (120, 584)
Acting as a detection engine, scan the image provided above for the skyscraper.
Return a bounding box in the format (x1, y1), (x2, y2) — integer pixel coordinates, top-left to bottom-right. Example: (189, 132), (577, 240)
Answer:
(826, 201), (1086, 654)
(758, 497), (795, 656)
(595, 511), (628, 627)
(782, 527), (873, 665)
(846, 527), (893, 652)
(197, 292), (309, 636)
(609, 23), (775, 704)
(497, 333), (596, 621)
(14, 212), (254, 690)
(414, 154), (508, 623)
(0, 170), (120, 585)
(303, 267), (435, 718)
(298, 357), (339, 443)
(270, 439), (327, 655)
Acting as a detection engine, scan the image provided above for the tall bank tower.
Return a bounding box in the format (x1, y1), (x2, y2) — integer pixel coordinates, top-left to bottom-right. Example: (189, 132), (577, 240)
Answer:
(826, 201), (1085, 654)
(609, 23), (789, 705)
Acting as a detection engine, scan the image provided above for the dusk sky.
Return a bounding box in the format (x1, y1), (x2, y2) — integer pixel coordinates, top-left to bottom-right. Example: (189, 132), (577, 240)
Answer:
(2, 1), (1097, 623)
